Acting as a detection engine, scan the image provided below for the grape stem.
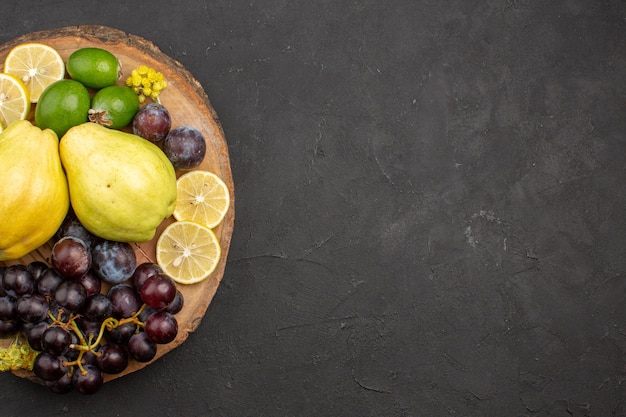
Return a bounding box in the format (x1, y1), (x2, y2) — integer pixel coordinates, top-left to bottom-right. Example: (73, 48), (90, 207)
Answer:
(62, 303), (149, 375)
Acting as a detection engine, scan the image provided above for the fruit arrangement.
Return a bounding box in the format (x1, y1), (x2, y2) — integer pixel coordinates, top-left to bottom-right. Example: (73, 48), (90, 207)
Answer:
(0, 27), (234, 394)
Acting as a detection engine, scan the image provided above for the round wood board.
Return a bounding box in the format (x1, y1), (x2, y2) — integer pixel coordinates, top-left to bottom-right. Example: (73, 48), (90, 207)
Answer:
(0, 26), (235, 383)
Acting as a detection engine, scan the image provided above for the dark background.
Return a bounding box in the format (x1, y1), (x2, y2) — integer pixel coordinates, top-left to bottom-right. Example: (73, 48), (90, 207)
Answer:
(1, 1), (625, 416)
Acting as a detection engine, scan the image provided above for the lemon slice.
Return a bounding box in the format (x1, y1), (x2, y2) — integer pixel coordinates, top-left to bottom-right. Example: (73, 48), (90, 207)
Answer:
(0, 73), (30, 128)
(156, 221), (221, 284)
(4, 43), (65, 103)
(173, 170), (231, 229)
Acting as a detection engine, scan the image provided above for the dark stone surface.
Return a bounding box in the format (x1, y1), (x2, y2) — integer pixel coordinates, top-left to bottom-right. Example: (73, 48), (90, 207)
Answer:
(1, 1), (625, 416)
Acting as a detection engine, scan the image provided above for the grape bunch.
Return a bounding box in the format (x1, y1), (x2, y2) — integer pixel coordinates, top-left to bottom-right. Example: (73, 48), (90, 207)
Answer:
(0, 215), (184, 394)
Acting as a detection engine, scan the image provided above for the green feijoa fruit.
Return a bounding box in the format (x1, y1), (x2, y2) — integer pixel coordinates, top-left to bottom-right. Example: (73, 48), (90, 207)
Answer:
(35, 79), (91, 138)
(66, 47), (120, 89)
(89, 85), (140, 129)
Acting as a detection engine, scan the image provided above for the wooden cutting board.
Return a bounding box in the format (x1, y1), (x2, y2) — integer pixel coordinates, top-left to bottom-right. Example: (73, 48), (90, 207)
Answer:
(0, 25), (235, 383)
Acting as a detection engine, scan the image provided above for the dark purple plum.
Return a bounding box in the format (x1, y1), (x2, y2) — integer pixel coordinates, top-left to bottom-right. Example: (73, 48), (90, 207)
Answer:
(132, 103), (171, 142)
(91, 240), (136, 284)
(162, 126), (206, 170)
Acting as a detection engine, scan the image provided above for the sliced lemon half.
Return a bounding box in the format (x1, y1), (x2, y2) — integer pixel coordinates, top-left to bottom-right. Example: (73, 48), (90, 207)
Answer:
(4, 43), (65, 103)
(156, 221), (221, 285)
(173, 170), (231, 229)
(0, 73), (30, 128)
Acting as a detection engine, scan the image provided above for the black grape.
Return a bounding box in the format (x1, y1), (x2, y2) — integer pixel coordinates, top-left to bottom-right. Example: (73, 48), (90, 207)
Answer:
(96, 343), (129, 374)
(144, 311), (178, 344)
(0, 319), (20, 336)
(23, 321), (49, 350)
(36, 268), (64, 298)
(54, 280), (87, 312)
(72, 364), (103, 394)
(107, 284), (141, 319)
(132, 262), (162, 290)
(41, 326), (71, 356)
(139, 273), (176, 309)
(106, 322), (136, 345)
(16, 294), (49, 323)
(46, 372), (73, 394)
(163, 290), (184, 315)
(128, 332), (157, 362)
(33, 352), (68, 381)
(27, 261), (48, 281)
(0, 296), (17, 321)
(81, 294), (113, 322)
(51, 236), (92, 279)
(2, 265), (34, 298)
(77, 270), (101, 297)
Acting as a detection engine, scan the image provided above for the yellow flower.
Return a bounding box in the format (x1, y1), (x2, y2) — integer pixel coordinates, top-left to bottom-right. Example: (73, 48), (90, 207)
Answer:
(0, 337), (37, 372)
(125, 65), (167, 103)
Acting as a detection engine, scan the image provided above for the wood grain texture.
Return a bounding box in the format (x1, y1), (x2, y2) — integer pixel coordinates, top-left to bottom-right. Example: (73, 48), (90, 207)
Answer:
(0, 25), (235, 383)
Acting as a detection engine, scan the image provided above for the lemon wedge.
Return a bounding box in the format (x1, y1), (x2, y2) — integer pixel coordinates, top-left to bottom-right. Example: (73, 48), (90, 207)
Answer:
(156, 221), (221, 285)
(173, 170), (230, 229)
(0, 73), (30, 128)
(4, 43), (65, 103)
